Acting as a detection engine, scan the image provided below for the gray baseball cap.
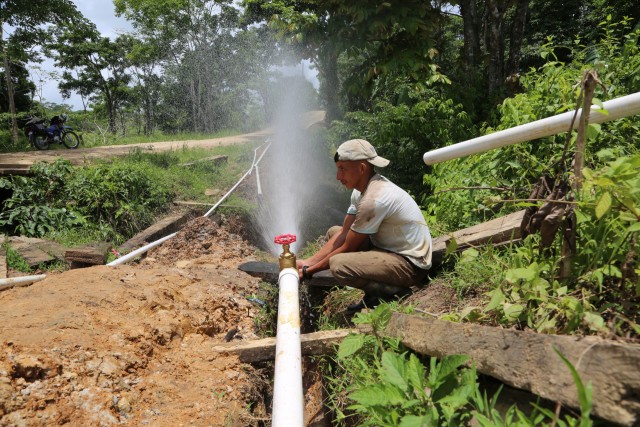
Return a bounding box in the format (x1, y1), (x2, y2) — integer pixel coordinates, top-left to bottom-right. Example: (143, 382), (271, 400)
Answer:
(335, 139), (390, 167)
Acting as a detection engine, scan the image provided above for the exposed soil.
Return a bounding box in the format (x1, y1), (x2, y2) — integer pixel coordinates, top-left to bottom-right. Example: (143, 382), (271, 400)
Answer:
(0, 215), (274, 426)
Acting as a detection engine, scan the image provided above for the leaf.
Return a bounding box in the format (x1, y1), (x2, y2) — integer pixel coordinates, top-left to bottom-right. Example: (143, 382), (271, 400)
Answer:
(587, 123), (601, 140)
(628, 222), (640, 233)
(338, 334), (365, 359)
(485, 288), (505, 312)
(505, 266), (536, 283)
(430, 355), (468, 386)
(595, 192), (612, 219)
(350, 384), (402, 406)
(399, 414), (437, 427)
(459, 248), (479, 263)
(583, 311), (605, 331)
(554, 348), (592, 423)
(445, 237), (458, 256)
(406, 353), (426, 393)
(502, 303), (524, 321)
(381, 352), (408, 392)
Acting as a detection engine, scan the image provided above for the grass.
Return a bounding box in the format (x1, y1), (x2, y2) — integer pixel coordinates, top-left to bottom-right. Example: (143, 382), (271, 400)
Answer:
(2, 241), (32, 273)
(80, 129), (244, 149)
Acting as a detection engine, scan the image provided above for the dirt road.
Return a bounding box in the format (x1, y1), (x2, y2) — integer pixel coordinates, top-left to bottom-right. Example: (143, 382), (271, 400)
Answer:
(0, 130), (270, 175)
(0, 110), (325, 175)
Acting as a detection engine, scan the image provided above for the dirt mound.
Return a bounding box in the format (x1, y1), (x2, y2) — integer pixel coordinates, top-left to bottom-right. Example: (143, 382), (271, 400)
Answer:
(0, 216), (270, 426)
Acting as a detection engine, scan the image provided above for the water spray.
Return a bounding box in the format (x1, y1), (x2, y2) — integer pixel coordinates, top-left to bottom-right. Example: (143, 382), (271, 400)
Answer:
(272, 233), (304, 426)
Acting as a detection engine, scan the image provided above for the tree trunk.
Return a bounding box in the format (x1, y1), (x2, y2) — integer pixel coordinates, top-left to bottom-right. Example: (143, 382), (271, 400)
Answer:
(319, 45), (341, 122)
(1, 24), (20, 145)
(190, 77), (197, 133)
(506, 0), (529, 76)
(460, 0), (481, 71)
(485, 0), (506, 97)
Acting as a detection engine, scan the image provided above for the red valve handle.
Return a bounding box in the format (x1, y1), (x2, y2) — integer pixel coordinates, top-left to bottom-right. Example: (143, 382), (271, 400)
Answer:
(274, 234), (296, 245)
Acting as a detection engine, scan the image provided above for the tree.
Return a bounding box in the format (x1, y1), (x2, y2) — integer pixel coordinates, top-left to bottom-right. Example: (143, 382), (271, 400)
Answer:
(0, 0), (81, 144)
(46, 21), (133, 133)
(116, 0), (276, 133)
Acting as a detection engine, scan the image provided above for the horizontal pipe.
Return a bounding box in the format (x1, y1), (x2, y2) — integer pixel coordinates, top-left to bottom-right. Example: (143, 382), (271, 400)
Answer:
(107, 232), (177, 266)
(0, 274), (47, 291)
(272, 268), (304, 426)
(423, 91), (640, 165)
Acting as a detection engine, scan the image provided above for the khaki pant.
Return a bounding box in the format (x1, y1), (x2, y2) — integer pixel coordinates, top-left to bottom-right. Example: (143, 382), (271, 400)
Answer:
(326, 226), (429, 293)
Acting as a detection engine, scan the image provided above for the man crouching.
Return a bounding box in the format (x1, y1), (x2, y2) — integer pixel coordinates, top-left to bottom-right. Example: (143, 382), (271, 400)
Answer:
(297, 139), (432, 310)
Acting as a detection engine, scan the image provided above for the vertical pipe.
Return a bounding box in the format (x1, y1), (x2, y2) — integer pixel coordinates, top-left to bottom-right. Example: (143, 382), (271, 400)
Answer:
(272, 267), (304, 426)
(255, 165), (262, 196)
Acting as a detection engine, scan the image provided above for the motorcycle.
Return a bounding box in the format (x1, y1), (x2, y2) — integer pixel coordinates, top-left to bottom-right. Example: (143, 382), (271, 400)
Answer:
(21, 114), (81, 150)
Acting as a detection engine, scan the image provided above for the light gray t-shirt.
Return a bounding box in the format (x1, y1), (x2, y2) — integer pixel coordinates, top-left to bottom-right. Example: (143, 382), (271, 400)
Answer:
(347, 174), (432, 269)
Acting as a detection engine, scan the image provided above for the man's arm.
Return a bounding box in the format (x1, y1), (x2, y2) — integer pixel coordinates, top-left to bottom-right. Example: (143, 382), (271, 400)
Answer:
(298, 214), (369, 279)
(298, 214), (354, 268)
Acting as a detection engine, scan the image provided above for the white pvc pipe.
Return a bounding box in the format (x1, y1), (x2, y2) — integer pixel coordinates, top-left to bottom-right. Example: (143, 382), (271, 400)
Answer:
(0, 274), (47, 291)
(107, 232), (178, 266)
(272, 267), (304, 426)
(423, 91), (640, 165)
(255, 165), (262, 196)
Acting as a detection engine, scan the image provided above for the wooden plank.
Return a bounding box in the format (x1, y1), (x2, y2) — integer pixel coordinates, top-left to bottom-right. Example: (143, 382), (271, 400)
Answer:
(65, 242), (111, 265)
(385, 312), (640, 426)
(431, 210), (525, 264)
(211, 328), (362, 363)
(118, 208), (200, 253)
(8, 237), (56, 267)
(180, 155), (227, 167)
(0, 253), (6, 279)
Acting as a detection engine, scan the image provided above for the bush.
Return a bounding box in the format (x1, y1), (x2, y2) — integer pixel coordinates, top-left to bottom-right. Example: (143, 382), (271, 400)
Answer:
(0, 158), (173, 243)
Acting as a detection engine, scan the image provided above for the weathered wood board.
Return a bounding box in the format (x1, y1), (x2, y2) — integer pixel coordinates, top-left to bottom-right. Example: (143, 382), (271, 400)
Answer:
(65, 242), (111, 265)
(117, 208), (199, 253)
(8, 237), (66, 267)
(211, 328), (361, 363)
(431, 209), (525, 264)
(385, 312), (640, 426)
(0, 254), (6, 279)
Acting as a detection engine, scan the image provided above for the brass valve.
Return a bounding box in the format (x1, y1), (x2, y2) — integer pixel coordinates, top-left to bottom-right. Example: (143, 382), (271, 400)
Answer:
(274, 234), (297, 271)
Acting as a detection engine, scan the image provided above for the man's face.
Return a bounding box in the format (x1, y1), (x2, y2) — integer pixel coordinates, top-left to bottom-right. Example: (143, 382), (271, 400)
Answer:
(335, 160), (364, 190)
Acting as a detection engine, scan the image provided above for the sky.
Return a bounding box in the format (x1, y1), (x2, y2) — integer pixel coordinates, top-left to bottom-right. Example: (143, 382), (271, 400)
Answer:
(38, 0), (318, 111)
(38, 0), (132, 109)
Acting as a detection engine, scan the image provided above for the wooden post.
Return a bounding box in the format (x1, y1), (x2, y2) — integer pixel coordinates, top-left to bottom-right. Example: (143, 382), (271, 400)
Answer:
(561, 71), (599, 279)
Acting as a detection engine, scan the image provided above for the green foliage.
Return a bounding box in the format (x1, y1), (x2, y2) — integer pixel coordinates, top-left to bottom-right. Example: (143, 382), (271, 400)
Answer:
(0, 160), (87, 237)
(325, 303), (593, 426)
(2, 241), (32, 273)
(576, 153), (640, 292)
(326, 304), (477, 426)
(438, 154), (639, 338)
(0, 158), (172, 243)
(425, 21), (640, 232)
